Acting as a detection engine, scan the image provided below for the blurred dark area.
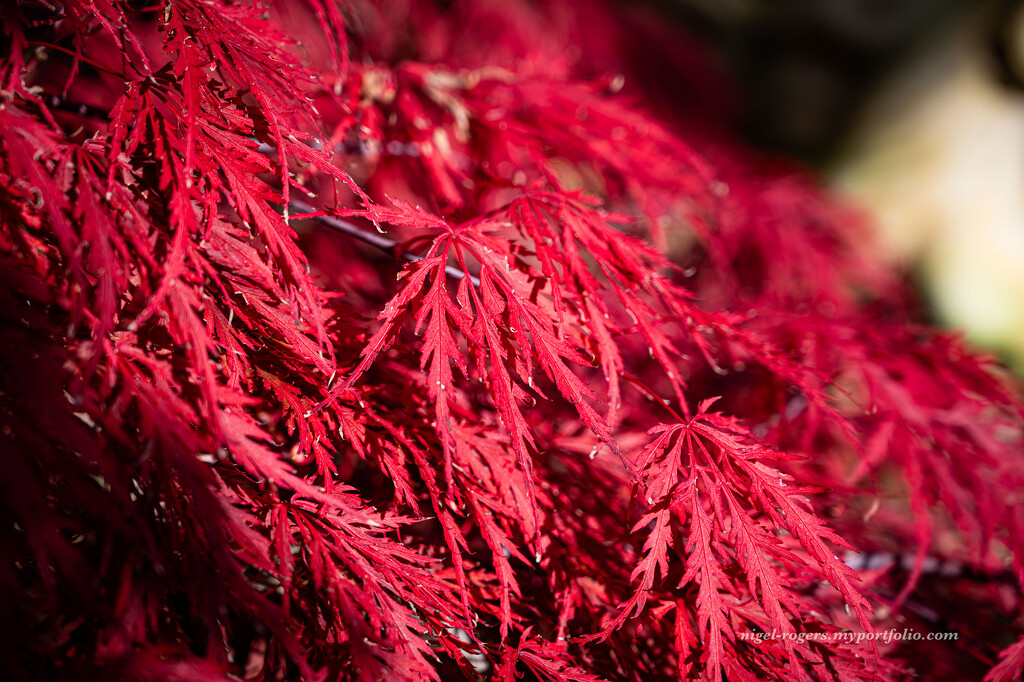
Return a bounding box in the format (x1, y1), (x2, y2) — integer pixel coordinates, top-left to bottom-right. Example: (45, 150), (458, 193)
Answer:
(652, 0), (1023, 163)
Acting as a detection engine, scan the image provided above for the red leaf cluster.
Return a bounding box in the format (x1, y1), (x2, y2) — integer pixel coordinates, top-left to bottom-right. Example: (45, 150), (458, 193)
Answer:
(2, 1), (1022, 680)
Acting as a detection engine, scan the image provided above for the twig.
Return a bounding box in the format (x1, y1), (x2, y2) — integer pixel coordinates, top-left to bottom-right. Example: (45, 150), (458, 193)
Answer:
(288, 198), (475, 284)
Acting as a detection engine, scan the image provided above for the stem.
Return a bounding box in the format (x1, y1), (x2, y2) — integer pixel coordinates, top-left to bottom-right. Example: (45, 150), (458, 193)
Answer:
(288, 198), (476, 284)
(619, 371), (688, 424)
(29, 42), (123, 77)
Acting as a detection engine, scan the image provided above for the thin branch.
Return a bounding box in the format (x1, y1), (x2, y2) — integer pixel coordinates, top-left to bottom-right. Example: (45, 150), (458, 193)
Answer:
(29, 42), (124, 77)
(288, 198), (477, 284)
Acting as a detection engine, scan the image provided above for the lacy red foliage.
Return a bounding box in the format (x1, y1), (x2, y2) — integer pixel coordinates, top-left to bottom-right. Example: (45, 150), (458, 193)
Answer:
(1, 1), (1022, 680)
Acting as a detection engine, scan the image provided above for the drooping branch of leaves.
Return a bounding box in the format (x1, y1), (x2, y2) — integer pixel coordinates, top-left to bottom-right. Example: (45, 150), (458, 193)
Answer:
(2, 1), (1023, 681)
(45, 90), (476, 282)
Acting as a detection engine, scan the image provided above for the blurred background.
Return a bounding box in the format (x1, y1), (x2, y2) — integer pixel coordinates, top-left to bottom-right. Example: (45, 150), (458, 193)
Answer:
(659, 0), (1024, 370)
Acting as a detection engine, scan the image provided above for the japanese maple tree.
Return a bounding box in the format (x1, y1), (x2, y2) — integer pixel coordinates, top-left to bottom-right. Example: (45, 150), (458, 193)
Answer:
(2, 1), (1023, 680)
